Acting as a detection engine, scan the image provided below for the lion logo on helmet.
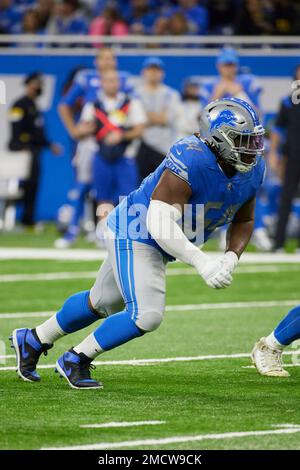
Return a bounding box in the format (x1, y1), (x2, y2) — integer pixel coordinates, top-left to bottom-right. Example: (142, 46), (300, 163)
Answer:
(209, 109), (237, 130)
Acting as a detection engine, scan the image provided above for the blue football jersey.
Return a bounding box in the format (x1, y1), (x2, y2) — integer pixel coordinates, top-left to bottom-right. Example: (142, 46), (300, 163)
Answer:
(107, 135), (265, 259)
(60, 69), (133, 107)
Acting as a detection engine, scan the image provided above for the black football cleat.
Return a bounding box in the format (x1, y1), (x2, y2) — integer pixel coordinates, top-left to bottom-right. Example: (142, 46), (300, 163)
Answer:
(10, 328), (52, 382)
(55, 349), (103, 390)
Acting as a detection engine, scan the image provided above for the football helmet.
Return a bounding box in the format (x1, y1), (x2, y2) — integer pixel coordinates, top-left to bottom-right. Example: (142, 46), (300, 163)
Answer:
(199, 97), (265, 173)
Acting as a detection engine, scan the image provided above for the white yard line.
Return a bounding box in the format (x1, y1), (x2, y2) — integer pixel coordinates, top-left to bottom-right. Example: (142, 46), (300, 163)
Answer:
(0, 248), (107, 261)
(0, 247), (300, 263)
(0, 272), (98, 282)
(42, 425), (300, 450)
(167, 300), (300, 312)
(80, 421), (166, 429)
(0, 311), (55, 319)
(169, 265), (300, 275)
(272, 424), (300, 428)
(0, 350), (297, 371)
(242, 363), (300, 369)
(1, 265), (300, 283)
(1, 299), (300, 320)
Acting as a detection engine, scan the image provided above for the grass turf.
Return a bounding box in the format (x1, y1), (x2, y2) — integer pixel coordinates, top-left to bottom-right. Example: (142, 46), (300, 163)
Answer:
(0, 257), (300, 449)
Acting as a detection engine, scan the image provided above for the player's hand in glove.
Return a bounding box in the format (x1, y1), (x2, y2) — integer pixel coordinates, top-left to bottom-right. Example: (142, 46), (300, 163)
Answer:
(193, 257), (229, 289)
(201, 259), (233, 289)
(194, 251), (238, 289)
(207, 251), (239, 289)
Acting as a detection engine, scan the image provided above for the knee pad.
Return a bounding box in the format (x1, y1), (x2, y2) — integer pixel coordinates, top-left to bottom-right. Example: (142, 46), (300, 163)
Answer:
(135, 310), (163, 333)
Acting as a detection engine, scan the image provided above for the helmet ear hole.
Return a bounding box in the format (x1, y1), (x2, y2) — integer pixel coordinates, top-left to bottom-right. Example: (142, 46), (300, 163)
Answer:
(213, 136), (223, 143)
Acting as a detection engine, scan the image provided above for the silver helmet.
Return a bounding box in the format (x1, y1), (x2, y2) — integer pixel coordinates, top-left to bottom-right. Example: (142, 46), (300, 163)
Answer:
(199, 97), (265, 173)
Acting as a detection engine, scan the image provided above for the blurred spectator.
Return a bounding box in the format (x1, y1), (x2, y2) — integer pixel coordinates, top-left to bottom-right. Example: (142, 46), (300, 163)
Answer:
(13, 0), (35, 6)
(46, 0), (88, 36)
(135, 57), (182, 180)
(168, 11), (189, 35)
(234, 0), (273, 35)
(200, 47), (262, 109)
(270, 0), (300, 35)
(59, 48), (133, 140)
(20, 9), (42, 34)
(163, 0), (209, 35)
(177, 77), (202, 138)
(208, 0), (236, 34)
(35, 0), (55, 30)
(152, 11), (190, 37)
(0, 0), (23, 34)
(8, 72), (62, 227)
(82, 0), (106, 17)
(152, 15), (169, 35)
(126, 0), (158, 35)
(81, 69), (146, 235)
(57, 48), (133, 247)
(89, 5), (129, 40)
(271, 65), (300, 251)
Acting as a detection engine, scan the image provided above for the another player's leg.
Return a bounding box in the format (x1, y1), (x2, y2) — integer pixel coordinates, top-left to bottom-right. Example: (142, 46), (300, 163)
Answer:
(252, 304), (300, 377)
(56, 235), (166, 390)
(93, 153), (115, 245)
(10, 257), (123, 383)
(54, 182), (90, 249)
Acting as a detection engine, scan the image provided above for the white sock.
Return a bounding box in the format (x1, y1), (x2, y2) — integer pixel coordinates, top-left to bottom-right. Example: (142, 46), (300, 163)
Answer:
(74, 333), (103, 359)
(265, 331), (285, 350)
(36, 315), (65, 344)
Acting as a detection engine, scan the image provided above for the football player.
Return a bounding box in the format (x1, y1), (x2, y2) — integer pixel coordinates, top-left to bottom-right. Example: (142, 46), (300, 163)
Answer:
(11, 98), (265, 389)
(252, 304), (300, 377)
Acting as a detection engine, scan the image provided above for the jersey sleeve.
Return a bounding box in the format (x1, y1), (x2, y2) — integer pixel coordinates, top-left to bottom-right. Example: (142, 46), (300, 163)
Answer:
(164, 139), (200, 192)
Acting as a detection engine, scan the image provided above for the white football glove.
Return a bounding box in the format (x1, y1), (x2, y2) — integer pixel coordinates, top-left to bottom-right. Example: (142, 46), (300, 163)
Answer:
(193, 257), (229, 289)
(207, 251), (239, 289)
(195, 251), (238, 289)
(221, 251), (239, 272)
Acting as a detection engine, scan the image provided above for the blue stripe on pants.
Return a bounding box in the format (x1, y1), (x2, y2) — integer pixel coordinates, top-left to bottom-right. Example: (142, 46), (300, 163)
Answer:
(114, 237), (138, 322)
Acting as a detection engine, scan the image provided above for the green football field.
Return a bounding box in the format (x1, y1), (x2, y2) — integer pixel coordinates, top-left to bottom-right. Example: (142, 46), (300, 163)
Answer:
(1, 252), (300, 450)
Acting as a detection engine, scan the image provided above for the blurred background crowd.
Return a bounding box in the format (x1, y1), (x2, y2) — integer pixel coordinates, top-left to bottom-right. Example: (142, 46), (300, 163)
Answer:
(1, 0), (300, 42)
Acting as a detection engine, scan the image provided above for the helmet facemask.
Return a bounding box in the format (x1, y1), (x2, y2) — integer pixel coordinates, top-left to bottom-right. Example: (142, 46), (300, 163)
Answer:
(215, 126), (265, 173)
